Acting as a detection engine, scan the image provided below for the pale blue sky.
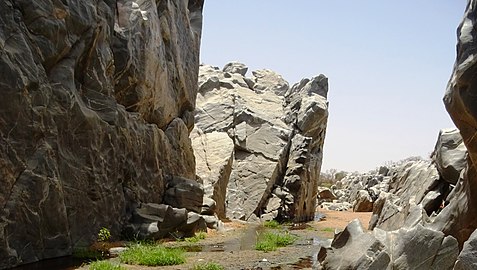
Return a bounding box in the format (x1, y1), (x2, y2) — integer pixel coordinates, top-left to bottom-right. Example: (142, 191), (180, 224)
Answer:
(200, 1), (467, 172)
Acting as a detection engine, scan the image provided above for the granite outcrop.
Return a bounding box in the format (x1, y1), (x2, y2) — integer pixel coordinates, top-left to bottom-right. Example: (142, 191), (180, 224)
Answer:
(0, 1), (204, 268)
(192, 62), (329, 222)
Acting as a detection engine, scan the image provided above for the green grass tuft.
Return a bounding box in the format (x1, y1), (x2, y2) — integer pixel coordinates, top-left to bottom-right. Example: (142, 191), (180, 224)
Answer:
(321, 227), (334, 232)
(263, 220), (280, 228)
(192, 262), (225, 270)
(255, 232), (296, 252)
(119, 243), (185, 266)
(184, 231), (207, 243)
(89, 260), (125, 270)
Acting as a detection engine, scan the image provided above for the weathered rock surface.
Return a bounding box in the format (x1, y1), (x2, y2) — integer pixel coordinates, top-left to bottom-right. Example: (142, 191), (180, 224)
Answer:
(193, 63), (329, 222)
(440, 0), (477, 246)
(432, 128), (467, 185)
(0, 1), (204, 268)
(191, 129), (234, 219)
(353, 190), (373, 212)
(454, 228), (477, 270)
(318, 219), (459, 270)
(330, 129), (466, 234)
(164, 176), (204, 213)
(369, 159), (442, 230)
(125, 203), (206, 240)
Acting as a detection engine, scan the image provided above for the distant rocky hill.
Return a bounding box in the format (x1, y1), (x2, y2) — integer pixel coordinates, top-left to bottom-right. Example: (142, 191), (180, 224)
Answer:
(192, 63), (329, 222)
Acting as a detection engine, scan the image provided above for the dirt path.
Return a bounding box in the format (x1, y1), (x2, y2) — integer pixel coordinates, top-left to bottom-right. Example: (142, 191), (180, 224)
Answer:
(80, 210), (372, 270)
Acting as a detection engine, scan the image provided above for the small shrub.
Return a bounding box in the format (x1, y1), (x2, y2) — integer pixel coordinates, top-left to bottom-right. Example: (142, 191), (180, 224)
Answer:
(255, 232), (296, 252)
(119, 243), (185, 266)
(98, 227), (111, 242)
(89, 260), (125, 270)
(184, 231), (207, 243)
(192, 262), (225, 270)
(263, 220), (280, 228)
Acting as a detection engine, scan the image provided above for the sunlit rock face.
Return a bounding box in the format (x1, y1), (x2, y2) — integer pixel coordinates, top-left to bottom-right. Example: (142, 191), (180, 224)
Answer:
(192, 63), (329, 222)
(441, 0), (477, 246)
(0, 0), (204, 268)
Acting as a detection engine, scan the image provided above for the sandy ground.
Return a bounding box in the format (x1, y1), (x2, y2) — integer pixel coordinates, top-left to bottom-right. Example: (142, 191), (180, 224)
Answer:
(78, 210), (372, 270)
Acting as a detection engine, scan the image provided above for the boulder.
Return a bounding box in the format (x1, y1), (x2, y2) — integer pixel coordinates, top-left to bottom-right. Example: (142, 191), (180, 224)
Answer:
(353, 190), (373, 212)
(320, 202), (352, 211)
(432, 128), (466, 185)
(320, 220), (389, 269)
(0, 0), (204, 268)
(318, 220), (459, 270)
(251, 69), (289, 95)
(201, 197), (217, 216)
(126, 203), (188, 240)
(194, 64), (329, 222)
(164, 176), (204, 213)
(222, 61), (248, 76)
(318, 188), (337, 201)
(125, 203), (208, 240)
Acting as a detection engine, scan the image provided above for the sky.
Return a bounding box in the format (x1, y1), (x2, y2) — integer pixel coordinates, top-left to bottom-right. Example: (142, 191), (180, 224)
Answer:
(199, 1), (467, 173)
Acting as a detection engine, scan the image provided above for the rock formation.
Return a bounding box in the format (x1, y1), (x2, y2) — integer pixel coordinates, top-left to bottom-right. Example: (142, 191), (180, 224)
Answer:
(322, 128), (466, 235)
(438, 0), (477, 246)
(317, 2), (477, 267)
(192, 63), (329, 222)
(317, 219), (459, 269)
(0, 1), (204, 268)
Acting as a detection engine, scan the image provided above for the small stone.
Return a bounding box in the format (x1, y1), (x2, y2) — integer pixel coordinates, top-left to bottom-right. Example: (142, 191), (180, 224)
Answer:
(109, 247), (128, 256)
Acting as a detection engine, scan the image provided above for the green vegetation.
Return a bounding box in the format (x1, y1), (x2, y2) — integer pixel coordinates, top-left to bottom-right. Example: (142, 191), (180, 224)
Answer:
(184, 231), (207, 243)
(192, 262), (225, 270)
(97, 227), (111, 242)
(119, 243), (185, 266)
(321, 227), (334, 232)
(263, 220), (280, 228)
(255, 232), (296, 252)
(89, 260), (125, 270)
(73, 247), (103, 260)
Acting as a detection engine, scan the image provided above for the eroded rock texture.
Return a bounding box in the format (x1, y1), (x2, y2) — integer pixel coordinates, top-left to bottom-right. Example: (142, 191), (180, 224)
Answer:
(440, 0), (477, 246)
(0, 0), (204, 268)
(317, 219), (459, 270)
(366, 129), (467, 233)
(192, 63), (328, 222)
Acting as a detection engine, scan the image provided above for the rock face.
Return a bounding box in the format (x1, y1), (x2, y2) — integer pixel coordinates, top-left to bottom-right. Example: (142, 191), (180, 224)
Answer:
(441, 0), (477, 246)
(325, 128), (466, 235)
(317, 219), (459, 270)
(192, 63), (329, 222)
(0, 1), (204, 268)
(454, 228), (477, 270)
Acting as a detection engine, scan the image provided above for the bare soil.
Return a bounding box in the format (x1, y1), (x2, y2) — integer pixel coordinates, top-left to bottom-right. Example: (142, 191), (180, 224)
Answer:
(79, 210), (372, 270)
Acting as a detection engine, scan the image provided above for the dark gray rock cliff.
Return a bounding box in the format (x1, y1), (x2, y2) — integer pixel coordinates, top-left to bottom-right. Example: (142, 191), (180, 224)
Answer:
(440, 0), (477, 246)
(0, 0), (204, 268)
